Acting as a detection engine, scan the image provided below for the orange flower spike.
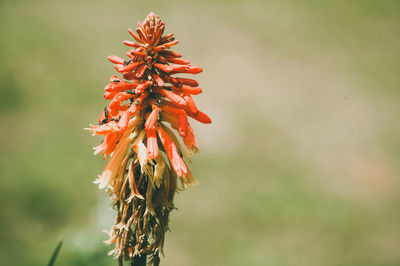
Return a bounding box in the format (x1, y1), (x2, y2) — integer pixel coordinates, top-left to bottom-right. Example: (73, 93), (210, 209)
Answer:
(88, 13), (211, 264)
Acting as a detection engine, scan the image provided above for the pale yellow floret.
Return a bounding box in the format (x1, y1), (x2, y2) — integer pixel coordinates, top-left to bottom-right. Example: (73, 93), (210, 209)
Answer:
(95, 117), (141, 189)
(154, 155), (166, 188)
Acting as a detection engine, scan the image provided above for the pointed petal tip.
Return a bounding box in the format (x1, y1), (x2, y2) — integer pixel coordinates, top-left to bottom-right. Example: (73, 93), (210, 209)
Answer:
(94, 170), (112, 189)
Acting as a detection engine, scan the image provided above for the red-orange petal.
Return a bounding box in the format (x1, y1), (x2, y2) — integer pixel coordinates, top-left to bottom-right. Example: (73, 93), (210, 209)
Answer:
(104, 91), (117, 100)
(171, 85), (202, 95)
(183, 66), (203, 74)
(175, 77), (199, 87)
(136, 64), (148, 77)
(159, 50), (181, 58)
(155, 88), (186, 106)
(115, 61), (142, 73)
(156, 126), (187, 176)
(151, 73), (164, 87)
(161, 105), (188, 136)
(166, 57), (190, 65)
(189, 111), (212, 124)
(128, 28), (144, 43)
(146, 128), (159, 159)
(163, 40), (179, 47)
(154, 45), (166, 52)
(118, 111), (130, 130)
(135, 80), (152, 94)
(128, 92), (147, 115)
(154, 63), (173, 72)
(170, 65), (189, 72)
(144, 106), (161, 131)
(130, 49), (147, 57)
(109, 92), (133, 109)
(107, 55), (125, 64)
(123, 40), (142, 48)
(183, 94), (199, 115)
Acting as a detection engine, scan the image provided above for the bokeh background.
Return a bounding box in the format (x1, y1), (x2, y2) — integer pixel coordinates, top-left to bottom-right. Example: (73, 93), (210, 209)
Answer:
(1, 0), (400, 265)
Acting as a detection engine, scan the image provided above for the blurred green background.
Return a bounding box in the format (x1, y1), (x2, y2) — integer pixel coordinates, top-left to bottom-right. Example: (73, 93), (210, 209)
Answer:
(1, 0), (400, 265)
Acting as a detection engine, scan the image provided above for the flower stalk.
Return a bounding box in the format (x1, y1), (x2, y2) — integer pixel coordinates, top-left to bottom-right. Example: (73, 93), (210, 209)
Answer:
(87, 13), (211, 265)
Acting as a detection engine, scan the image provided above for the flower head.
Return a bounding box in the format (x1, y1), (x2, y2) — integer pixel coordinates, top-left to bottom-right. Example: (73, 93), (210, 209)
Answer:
(87, 12), (211, 265)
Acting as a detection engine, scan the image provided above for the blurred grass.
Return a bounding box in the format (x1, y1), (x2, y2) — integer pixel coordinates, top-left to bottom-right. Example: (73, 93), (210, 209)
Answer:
(1, 0), (399, 265)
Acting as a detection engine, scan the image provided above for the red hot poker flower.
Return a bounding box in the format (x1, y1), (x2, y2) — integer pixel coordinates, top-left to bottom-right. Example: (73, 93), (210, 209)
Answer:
(87, 12), (211, 265)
